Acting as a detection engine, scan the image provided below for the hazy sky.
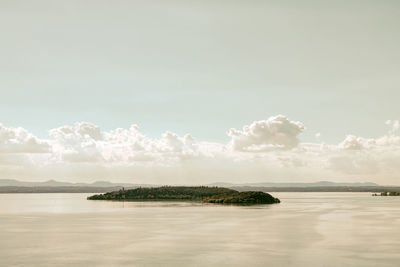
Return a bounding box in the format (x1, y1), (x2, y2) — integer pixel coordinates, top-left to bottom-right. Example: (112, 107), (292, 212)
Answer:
(1, 1), (399, 184)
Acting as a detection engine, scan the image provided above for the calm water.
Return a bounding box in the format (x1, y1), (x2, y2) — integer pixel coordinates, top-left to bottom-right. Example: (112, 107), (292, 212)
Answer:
(1, 192), (400, 267)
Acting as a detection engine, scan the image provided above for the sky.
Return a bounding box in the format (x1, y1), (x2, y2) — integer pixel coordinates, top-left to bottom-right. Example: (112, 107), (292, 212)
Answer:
(0, 0), (400, 184)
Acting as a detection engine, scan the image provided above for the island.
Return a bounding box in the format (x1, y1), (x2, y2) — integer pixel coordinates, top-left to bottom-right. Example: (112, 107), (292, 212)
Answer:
(372, 192), (400, 196)
(87, 186), (280, 205)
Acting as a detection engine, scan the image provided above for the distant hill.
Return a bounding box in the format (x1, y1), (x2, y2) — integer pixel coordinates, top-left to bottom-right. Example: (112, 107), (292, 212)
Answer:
(0, 179), (381, 188)
(0, 186), (123, 194)
(0, 179), (153, 188)
(0, 179), (393, 194)
(208, 181), (380, 187)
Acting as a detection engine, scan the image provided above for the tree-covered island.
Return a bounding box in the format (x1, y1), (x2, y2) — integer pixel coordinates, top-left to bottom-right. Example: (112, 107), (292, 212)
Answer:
(372, 192), (400, 196)
(87, 186), (280, 205)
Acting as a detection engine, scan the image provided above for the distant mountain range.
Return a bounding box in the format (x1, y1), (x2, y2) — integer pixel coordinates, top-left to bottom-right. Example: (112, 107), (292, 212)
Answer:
(0, 179), (157, 193)
(0, 178), (397, 193)
(0, 179), (380, 188)
(0, 179), (153, 188)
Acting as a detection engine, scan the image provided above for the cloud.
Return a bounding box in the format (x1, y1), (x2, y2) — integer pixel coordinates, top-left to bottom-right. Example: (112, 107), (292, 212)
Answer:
(49, 122), (104, 163)
(328, 124), (400, 178)
(386, 120), (400, 135)
(159, 132), (195, 153)
(328, 154), (380, 175)
(49, 122), (102, 143)
(49, 123), (201, 165)
(339, 135), (374, 150)
(228, 115), (305, 152)
(0, 124), (50, 154)
(1, 115), (400, 184)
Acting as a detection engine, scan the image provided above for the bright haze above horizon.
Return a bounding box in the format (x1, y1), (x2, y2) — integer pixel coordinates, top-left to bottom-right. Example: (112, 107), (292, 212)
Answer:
(1, 0), (400, 184)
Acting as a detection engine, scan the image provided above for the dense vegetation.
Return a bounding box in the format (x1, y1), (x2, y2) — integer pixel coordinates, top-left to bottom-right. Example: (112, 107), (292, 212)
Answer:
(373, 192), (400, 196)
(87, 186), (237, 201)
(204, 191), (280, 204)
(87, 186), (280, 205)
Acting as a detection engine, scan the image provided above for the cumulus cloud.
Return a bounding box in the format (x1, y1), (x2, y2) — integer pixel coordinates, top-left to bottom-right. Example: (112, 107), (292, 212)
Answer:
(338, 121), (400, 151)
(386, 120), (400, 135)
(49, 122), (102, 143)
(339, 135), (374, 150)
(1, 115), (400, 184)
(49, 122), (104, 163)
(48, 123), (201, 165)
(325, 121), (400, 179)
(228, 115), (305, 152)
(0, 124), (50, 154)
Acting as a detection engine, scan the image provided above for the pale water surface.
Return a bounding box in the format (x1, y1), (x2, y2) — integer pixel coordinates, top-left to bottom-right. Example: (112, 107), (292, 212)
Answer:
(1, 192), (400, 266)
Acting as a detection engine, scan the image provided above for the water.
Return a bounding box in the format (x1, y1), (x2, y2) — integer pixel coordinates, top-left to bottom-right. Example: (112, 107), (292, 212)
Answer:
(1, 192), (400, 266)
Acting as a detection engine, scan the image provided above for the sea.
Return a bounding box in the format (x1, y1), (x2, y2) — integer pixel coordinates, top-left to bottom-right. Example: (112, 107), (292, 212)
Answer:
(1, 192), (399, 266)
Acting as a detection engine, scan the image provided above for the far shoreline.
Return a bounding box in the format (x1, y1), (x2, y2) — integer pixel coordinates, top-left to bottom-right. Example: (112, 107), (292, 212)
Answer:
(1, 185), (400, 194)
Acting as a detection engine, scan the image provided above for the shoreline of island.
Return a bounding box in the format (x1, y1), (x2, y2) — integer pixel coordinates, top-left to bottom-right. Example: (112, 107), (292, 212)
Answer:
(87, 186), (281, 205)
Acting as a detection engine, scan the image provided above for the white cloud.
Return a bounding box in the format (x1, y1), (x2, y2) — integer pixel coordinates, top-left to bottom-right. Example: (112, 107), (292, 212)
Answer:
(49, 122), (104, 163)
(0, 124), (50, 154)
(228, 115), (305, 152)
(49, 123), (202, 165)
(339, 135), (373, 150)
(1, 115), (400, 184)
(49, 122), (102, 143)
(386, 120), (400, 135)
